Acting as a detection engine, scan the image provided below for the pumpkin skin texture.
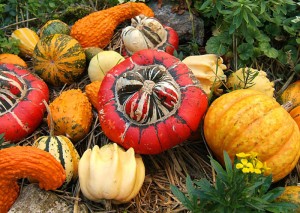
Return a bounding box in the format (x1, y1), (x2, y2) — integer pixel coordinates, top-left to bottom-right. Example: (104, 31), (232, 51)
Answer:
(39, 19), (71, 37)
(48, 89), (93, 142)
(98, 49), (208, 154)
(289, 106), (300, 130)
(33, 34), (86, 86)
(70, 2), (154, 48)
(11, 27), (39, 57)
(204, 89), (300, 182)
(33, 135), (80, 187)
(0, 146), (65, 213)
(280, 80), (300, 110)
(0, 53), (27, 67)
(0, 63), (49, 142)
(85, 80), (102, 110)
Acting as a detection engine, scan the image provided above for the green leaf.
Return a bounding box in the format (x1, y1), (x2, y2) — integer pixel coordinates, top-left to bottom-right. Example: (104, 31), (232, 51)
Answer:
(263, 47), (279, 58)
(170, 184), (195, 211)
(237, 43), (254, 61)
(205, 36), (228, 56)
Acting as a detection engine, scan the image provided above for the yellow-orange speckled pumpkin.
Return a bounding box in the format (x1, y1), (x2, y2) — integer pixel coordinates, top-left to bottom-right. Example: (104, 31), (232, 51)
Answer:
(48, 89), (93, 142)
(276, 186), (300, 211)
(203, 89), (300, 182)
(33, 34), (86, 86)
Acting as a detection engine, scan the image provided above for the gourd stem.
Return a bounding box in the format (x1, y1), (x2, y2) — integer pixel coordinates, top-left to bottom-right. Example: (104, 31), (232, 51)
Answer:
(42, 99), (54, 137)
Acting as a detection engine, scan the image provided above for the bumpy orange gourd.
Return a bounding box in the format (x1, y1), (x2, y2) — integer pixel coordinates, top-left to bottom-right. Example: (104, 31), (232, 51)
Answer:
(48, 89), (93, 142)
(85, 80), (102, 109)
(0, 146), (65, 212)
(0, 53), (27, 67)
(204, 89), (300, 182)
(70, 2), (154, 48)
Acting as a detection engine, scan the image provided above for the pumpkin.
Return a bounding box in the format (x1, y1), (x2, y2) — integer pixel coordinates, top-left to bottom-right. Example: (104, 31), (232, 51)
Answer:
(11, 27), (39, 57)
(88, 50), (125, 82)
(98, 49), (208, 154)
(0, 146), (65, 212)
(85, 80), (102, 109)
(276, 185), (300, 211)
(182, 54), (227, 96)
(70, 2), (154, 48)
(39, 19), (71, 37)
(203, 89), (300, 182)
(33, 100), (80, 187)
(121, 15), (179, 56)
(0, 53), (27, 67)
(0, 63), (49, 142)
(79, 143), (145, 203)
(48, 89), (93, 142)
(226, 67), (275, 98)
(279, 80), (300, 110)
(289, 106), (300, 130)
(33, 34), (86, 86)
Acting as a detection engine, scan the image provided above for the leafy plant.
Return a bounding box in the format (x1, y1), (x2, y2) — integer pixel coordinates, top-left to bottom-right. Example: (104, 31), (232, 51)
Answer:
(171, 151), (298, 212)
(194, 0), (300, 70)
(0, 30), (20, 54)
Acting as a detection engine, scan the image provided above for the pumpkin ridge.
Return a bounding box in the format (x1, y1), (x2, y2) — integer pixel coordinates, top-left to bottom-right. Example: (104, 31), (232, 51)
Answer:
(205, 93), (269, 155)
(223, 104), (294, 161)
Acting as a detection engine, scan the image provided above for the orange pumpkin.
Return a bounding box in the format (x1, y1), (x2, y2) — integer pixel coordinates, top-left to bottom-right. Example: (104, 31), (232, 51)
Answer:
(290, 106), (300, 130)
(279, 80), (300, 110)
(0, 53), (27, 67)
(204, 89), (300, 182)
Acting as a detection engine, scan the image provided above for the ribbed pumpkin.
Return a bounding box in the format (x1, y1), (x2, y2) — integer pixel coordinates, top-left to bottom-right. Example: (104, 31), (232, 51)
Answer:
(11, 28), (39, 57)
(39, 19), (71, 37)
(33, 34), (86, 86)
(0, 53), (27, 67)
(48, 89), (93, 142)
(204, 89), (300, 182)
(279, 80), (300, 110)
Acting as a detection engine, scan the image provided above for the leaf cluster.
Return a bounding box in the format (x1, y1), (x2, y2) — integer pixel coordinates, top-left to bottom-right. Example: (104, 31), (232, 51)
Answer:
(171, 151), (298, 212)
(193, 0), (300, 69)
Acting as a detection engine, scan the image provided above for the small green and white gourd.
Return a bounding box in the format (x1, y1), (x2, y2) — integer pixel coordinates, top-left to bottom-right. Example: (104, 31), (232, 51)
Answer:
(32, 100), (80, 187)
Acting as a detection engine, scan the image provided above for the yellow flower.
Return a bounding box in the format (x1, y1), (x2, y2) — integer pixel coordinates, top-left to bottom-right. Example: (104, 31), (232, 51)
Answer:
(236, 152), (251, 158)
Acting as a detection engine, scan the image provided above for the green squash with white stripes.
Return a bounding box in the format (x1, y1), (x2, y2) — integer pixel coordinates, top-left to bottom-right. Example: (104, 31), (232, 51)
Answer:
(33, 135), (80, 186)
(33, 34), (86, 86)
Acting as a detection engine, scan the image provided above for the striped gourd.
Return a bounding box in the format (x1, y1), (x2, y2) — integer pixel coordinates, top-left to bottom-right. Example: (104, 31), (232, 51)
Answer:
(39, 20), (71, 37)
(11, 28), (39, 57)
(33, 34), (86, 86)
(33, 135), (80, 186)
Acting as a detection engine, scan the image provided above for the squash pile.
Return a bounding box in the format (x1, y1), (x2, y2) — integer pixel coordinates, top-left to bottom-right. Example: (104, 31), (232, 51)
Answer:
(1, 1), (300, 212)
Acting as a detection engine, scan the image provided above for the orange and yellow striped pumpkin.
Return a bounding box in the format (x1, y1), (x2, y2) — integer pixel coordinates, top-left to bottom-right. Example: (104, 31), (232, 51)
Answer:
(204, 89), (300, 182)
(33, 34), (86, 86)
(11, 28), (39, 57)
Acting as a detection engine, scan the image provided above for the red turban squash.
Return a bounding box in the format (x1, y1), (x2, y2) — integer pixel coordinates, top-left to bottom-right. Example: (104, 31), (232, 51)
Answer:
(98, 49), (208, 154)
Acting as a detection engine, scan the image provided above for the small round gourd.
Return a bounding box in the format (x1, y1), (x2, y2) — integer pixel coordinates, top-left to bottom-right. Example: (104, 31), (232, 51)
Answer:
(39, 20), (71, 37)
(0, 53), (27, 67)
(33, 34), (86, 86)
(11, 28), (39, 57)
(204, 89), (300, 182)
(33, 135), (80, 186)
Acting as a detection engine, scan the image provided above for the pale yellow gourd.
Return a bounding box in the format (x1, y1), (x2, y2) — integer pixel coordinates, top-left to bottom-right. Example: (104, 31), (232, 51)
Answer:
(182, 54), (227, 96)
(88, 50), (125, 82)
(226, 67), (275, 98)
(78, 143), (145, 203)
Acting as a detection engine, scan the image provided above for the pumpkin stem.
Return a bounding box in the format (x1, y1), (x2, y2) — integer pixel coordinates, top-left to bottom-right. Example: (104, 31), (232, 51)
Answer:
(42, 99), (54, 137)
